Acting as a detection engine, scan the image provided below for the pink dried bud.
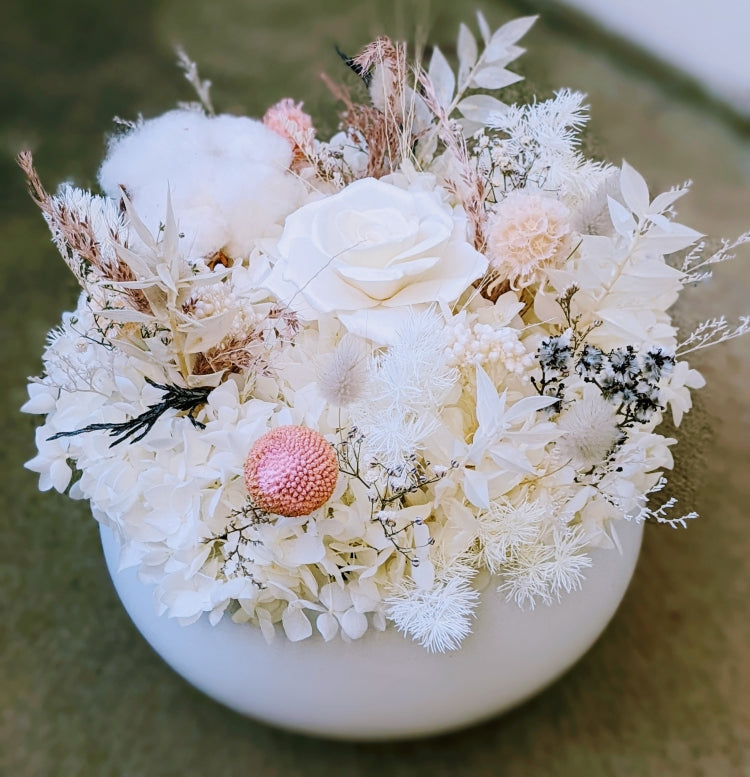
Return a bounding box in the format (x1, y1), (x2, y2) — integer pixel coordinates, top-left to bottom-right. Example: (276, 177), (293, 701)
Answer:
(262, 99), (314, 162)
(244, 425), (338, 517)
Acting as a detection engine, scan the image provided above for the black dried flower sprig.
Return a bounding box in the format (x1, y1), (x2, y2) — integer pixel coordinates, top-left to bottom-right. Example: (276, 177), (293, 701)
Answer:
(530, 333), (573, 407)
(534, 335), (675, 427)
(531, 286), (676, 426)
(578, 343), (675, 425)
(48, 377), (212, 447)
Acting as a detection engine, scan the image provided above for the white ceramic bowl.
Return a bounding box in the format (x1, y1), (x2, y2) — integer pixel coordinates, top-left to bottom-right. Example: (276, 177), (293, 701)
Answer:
(101, 519), (643, 740)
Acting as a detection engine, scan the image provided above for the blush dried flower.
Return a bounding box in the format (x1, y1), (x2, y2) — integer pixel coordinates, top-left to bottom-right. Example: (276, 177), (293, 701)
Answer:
(486, 191), (572, 288)
(262, 98), (314, 164)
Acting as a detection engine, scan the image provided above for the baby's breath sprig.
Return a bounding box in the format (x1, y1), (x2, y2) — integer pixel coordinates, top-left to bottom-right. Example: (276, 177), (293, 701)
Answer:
(336, 427), (451, 562)
(208, 502), (272, 584)
(372, 511), (435, 565)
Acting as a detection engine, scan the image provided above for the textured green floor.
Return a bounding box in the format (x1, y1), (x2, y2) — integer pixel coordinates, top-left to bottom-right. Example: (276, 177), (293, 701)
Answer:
(2, 1), (749, 775)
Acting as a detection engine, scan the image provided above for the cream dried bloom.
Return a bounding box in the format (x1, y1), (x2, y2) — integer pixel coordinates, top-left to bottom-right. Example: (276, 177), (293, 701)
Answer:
(556, 388), (622, 470)
(316, 333), (369, 407)
(486, 191), (572, 288)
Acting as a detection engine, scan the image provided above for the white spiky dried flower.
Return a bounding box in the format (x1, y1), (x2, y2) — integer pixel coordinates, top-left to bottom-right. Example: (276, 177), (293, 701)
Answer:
(375, 308), (458, 410)
(386, 576), (480, 653)
(547, 527), (593, 596)
(498, 527), (592, 609)
(476, 497), (546, 573)
(351, 309), (458, 467)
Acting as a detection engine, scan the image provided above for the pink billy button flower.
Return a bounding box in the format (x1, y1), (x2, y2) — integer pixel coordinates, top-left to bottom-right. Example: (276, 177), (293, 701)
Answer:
(244, 425), (338, 517)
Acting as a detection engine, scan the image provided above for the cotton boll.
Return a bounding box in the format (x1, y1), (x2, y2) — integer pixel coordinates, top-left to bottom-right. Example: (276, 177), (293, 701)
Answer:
(98, 110), (305, 261)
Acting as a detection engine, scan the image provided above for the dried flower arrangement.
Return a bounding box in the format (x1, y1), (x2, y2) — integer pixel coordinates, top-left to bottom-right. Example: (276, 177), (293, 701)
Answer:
(22, 14), (749, 653)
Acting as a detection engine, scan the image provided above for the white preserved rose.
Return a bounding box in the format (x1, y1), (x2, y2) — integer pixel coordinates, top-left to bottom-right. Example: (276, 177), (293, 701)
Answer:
(264, 177), (487, 341)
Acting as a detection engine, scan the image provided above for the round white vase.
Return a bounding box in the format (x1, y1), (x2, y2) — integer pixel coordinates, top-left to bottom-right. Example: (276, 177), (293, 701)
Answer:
(101, 520), (643, 740)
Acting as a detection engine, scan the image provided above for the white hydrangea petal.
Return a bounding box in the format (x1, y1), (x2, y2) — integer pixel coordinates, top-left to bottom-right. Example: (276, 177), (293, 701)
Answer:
(49, 459), (73, 493)
(281, 605), (313, 642)
(340, 608), (368, 640)
(317, 612), (339, 641)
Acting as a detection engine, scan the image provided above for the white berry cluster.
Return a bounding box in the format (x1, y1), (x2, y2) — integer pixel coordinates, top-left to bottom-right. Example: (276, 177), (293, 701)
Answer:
(447, 319), (534, 379)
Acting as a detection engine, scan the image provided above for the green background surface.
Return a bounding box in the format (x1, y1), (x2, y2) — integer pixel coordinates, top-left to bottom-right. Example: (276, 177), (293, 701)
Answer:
(2, 1), (749, 775)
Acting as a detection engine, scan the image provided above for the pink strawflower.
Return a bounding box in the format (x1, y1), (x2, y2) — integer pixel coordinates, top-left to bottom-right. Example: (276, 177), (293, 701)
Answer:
(262, 99), (314, 164)
(486, 192), (572, 288)
(244, 425), (338, 517)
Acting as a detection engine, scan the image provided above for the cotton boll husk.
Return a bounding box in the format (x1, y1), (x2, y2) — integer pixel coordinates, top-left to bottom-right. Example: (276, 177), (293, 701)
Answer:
(98, 110), (306, 261)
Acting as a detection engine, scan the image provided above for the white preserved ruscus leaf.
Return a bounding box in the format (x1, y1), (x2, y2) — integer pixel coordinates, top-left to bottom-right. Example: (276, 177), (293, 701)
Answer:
(490, 15), (538, 48)
(607, 195), (638, 236)
(428, 45), (455, 109)
(456, 94), (508, 124)
(476, 10), (491, 44)
(619, 160), (651, 218)
(470, 66), (524, 91)
(457, 23), (477, 85)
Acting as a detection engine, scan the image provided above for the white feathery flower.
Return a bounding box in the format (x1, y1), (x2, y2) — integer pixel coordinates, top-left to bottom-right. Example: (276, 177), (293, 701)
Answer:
(547, 527), (593, 596)
(359, 411), (439, 471)
(498, 527), (592, 609)
(486, 89), (612, 199)
(556, 387), (621, 470)
(476, 497), (546, 573)
(374, 308), (458, 409)
(316, 333), (369, 407)
(350, 309), (458, 467)
(386, 576), (480, 653)
(497, 543), (555, 609)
